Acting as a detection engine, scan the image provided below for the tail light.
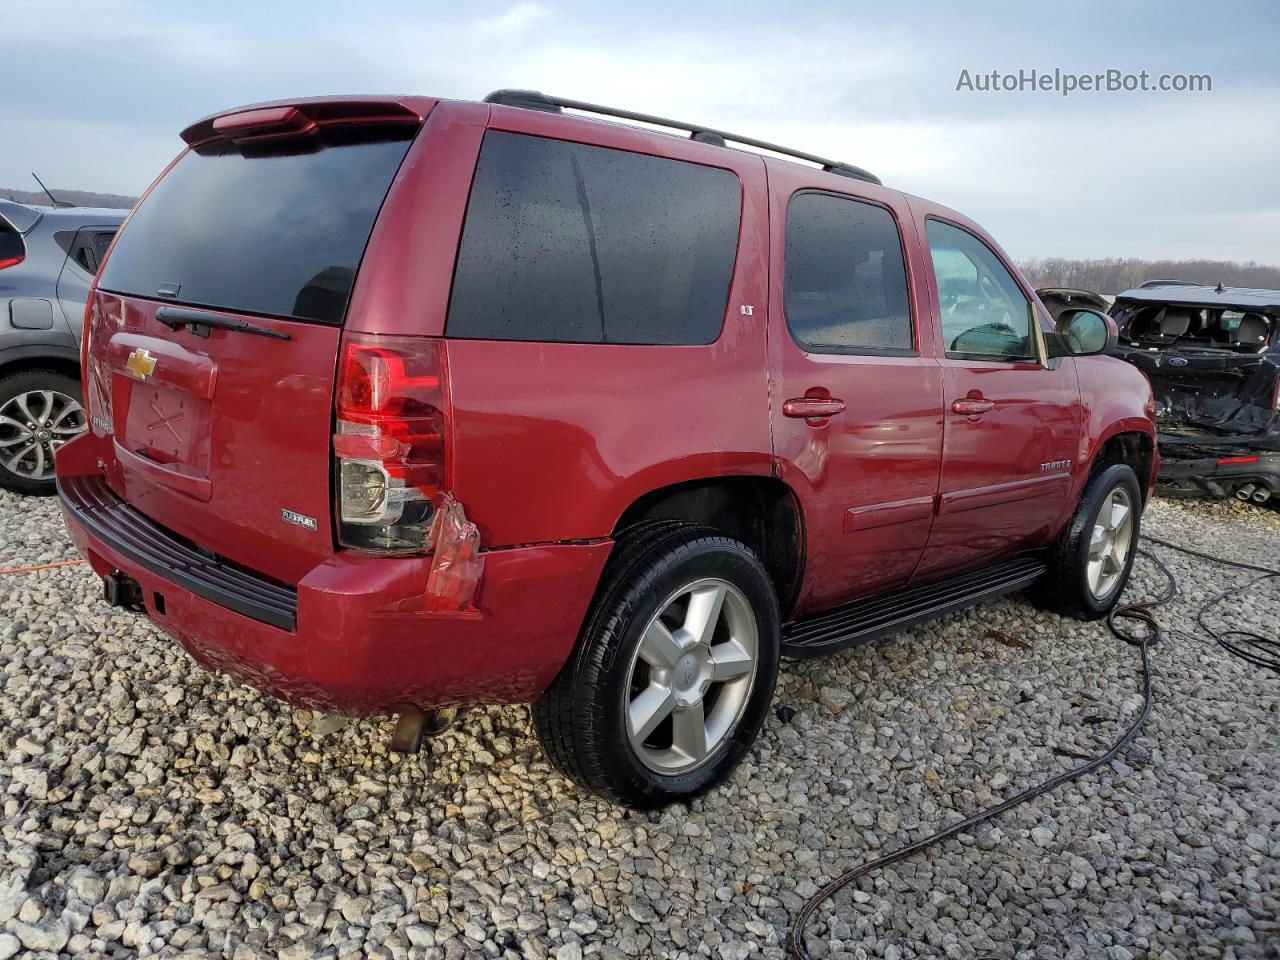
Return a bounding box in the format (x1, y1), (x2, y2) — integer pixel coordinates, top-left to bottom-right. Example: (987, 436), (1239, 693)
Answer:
(334, 333), (449, 553)
(0, 256), (22, 270)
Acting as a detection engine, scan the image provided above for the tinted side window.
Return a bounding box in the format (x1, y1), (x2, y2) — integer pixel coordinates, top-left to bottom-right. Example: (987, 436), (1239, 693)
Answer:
(926, 219), (1034, 361)
(0, 221), (23, 264)
(447, 132), (741, 345)
(784, 192), (913, 353)
(92, 231), (115, 264)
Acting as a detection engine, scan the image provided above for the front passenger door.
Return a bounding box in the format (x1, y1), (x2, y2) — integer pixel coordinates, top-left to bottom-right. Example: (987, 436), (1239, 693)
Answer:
(914, 215), (1080, 578)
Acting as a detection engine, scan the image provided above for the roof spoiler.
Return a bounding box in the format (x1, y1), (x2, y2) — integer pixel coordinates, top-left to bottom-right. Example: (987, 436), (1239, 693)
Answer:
(0, 199), (42, 234)
(180, 100), (425, 147)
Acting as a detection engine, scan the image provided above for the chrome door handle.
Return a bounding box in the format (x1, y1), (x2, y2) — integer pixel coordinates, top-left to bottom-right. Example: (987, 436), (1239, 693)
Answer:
(783, 397), (846, 419)
(951, 398), (994, 416)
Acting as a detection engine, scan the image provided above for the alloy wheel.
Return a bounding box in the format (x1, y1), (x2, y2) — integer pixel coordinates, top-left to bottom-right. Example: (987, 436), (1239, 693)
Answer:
(624, 577), (759, 775)
(1086, 485), (1134, 599)
(0, 390), (86, 480)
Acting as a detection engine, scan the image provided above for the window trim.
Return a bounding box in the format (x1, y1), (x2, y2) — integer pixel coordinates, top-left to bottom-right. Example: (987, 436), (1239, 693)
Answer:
(444, 129), (746, 347)
(924, 215), (1047, 365)
(782, 189), (919, 358)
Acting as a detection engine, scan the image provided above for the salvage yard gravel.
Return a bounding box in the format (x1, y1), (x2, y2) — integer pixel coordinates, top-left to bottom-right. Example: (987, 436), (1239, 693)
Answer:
(0, 490), (1275, 959)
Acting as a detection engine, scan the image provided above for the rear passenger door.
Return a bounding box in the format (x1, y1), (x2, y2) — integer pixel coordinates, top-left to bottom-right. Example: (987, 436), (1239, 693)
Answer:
(767, 169), (944, 613)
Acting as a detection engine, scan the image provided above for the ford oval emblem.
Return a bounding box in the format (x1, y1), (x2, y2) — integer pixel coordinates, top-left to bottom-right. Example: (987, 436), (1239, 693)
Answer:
(1167, 356), (1189, 367)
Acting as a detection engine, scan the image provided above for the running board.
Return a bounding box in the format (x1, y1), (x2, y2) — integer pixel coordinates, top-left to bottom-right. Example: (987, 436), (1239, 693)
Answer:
(782, 554), (1047, 657)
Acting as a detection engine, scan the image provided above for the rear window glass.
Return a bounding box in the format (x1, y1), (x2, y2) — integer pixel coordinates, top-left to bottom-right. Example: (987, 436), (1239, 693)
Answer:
(98, 128), (413, 324)
(447, 131), (741, 345)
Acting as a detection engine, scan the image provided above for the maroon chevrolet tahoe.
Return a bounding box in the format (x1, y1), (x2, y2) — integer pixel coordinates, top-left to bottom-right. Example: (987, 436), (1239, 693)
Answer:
(56, 91), (1157, 806)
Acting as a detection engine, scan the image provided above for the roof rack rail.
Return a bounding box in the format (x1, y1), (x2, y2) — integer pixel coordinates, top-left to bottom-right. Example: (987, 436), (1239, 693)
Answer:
(1138, 279), (1206, 288)
(483, 89), (882, 186)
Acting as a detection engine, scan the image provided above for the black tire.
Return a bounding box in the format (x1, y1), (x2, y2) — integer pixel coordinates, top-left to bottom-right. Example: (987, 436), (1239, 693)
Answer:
(1034, 463), (1143, 620)
(532, 522), (781, 807)
(0, 369), (85, 496)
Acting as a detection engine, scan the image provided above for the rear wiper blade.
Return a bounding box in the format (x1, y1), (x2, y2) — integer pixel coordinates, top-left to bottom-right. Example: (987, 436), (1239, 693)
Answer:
(155, 306), (291, 341)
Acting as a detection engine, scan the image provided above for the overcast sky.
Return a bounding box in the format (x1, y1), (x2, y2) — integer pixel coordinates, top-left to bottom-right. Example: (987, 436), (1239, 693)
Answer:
(6, 0), (1278, 263)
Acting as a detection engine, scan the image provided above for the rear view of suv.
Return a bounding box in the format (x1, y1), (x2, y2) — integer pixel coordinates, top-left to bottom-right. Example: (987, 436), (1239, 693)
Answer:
(56, 92), (1156, 806)
(1, 199), (123, 493)
(1109, 281), (1280, 503)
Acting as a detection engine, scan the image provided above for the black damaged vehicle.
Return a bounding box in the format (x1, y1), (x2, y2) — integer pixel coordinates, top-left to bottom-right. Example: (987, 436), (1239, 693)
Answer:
(1099, 280), (1278, 504)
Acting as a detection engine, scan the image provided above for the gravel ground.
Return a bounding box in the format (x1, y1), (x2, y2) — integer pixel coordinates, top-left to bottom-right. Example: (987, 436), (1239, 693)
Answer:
(0, 490), (1276, 960)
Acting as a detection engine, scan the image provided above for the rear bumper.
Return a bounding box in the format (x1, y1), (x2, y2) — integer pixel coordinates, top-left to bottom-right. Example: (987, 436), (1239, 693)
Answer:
(1156, 450), (1280, 499)
(57, 470), (612, 715)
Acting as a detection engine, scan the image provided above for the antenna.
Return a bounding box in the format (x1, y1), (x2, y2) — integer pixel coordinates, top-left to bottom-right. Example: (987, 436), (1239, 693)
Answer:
(31, 172), (72, 208)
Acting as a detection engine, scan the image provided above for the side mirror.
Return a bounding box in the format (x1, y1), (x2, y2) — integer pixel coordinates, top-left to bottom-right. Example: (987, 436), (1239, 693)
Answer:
(1053, 308), (1118, 357)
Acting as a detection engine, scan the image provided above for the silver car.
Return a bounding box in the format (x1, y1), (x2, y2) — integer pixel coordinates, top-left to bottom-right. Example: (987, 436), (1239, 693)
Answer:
(1, 199), (125, 493)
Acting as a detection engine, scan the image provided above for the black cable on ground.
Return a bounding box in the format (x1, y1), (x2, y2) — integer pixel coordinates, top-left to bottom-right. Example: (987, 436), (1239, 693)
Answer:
(787, 536), (1279, 959)
(1142, 533), (1280, 674)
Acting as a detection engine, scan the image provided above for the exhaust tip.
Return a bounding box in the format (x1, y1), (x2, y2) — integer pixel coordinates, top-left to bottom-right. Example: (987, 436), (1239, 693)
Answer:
(389, 707), (461, 753)
(1235, 484), (1256, 501)
(1252, 488), (1271, 503)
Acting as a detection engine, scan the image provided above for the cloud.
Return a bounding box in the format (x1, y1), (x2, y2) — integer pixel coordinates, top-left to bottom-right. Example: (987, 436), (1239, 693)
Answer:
(3, 1), (1276, 263)
(0, 111), (178, 197)
(471, 2), (552, 35)
(6, 0), (245, 70)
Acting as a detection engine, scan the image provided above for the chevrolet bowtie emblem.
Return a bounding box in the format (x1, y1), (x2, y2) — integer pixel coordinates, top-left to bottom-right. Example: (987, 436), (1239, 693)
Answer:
(126, 348), (157, 380)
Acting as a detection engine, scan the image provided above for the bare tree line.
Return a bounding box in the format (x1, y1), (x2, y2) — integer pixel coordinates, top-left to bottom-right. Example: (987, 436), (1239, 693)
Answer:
(8, 183), (1280, 297)
(3, 187), (136, 209)
(1018, 257), (1280, 295)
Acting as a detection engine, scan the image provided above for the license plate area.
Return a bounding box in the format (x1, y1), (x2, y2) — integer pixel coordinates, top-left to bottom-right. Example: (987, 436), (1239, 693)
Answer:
(119, 381), (212, 474)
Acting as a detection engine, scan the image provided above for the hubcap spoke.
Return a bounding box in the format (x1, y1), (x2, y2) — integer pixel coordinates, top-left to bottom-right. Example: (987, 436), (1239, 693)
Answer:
(1107, 500), (1130, 534)
(682, 584), (727, 647)
(0, 431), (31, 448)
(671, 703), (708, 761)
(1087, 486), (1134, 598)
(709, 639), (753, 681)
(639, 620), (683, 669)
(0, 415), (31, 437)
(1088, 525), (1108, 560)
(623, 576), (759, 776)
(13, 393), (39, 425)
(49, 400), (84, 430)
(6, 443), (37, 471)
(629, 683), (675, 742)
